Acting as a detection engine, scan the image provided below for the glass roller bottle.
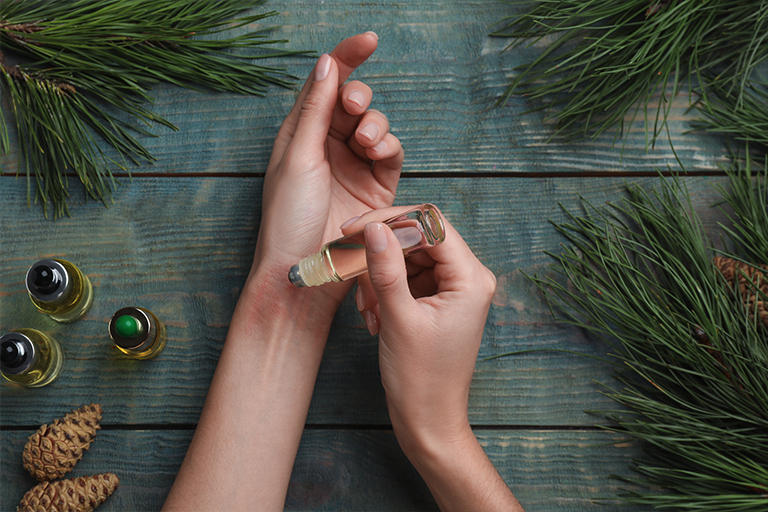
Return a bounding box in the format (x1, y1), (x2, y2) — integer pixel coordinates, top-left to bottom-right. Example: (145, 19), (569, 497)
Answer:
(289, 203), (446, 288)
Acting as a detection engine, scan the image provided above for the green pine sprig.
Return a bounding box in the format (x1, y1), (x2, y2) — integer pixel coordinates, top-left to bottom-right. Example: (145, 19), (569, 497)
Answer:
(691, 77), (768, 152)
(519, 159), (768, 510)
(716, 154), (768, 263)
(0, 0), (310, 218)
(491, 0), (768, 148)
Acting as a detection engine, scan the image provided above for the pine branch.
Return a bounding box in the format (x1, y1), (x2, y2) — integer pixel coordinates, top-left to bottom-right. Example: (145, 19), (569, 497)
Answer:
(518, 158), (768, 510)
(716, 155), (768, 263)
(0, 0), (310, 218)
(691, 78), (768, 153)
(491, 0), (768, 148)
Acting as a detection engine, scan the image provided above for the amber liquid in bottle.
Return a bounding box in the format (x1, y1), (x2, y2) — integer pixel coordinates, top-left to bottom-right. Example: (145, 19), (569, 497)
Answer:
(28, 259), (94, 323)
(1, 329), (64, 387)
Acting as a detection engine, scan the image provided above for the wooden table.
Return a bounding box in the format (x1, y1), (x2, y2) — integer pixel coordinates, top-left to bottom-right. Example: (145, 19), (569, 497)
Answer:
(1, 1), (732, 510)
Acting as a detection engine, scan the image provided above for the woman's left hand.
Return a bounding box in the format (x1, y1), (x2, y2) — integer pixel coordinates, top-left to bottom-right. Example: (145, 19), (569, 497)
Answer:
(251, 32), (404, 310)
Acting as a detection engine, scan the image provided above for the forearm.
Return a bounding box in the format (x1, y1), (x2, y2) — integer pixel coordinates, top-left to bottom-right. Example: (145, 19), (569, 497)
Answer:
(163, 266), (337, 511)
(396, 422), (524, 512)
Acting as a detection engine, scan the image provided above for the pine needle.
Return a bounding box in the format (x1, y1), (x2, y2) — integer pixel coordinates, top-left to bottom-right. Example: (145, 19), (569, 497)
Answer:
(491, 0), (768, 148)
(0, 0), (310, 218)
(519, 157), (768, 510)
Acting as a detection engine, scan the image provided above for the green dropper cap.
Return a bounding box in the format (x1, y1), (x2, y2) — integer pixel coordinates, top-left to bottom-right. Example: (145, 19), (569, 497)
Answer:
(115, 314), (141, 338)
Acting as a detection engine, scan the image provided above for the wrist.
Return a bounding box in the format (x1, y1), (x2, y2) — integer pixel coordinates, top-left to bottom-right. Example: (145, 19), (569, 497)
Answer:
(391, 409), (474, 469)
(393, 420), (523, 512)
(235, 260), (342, 338)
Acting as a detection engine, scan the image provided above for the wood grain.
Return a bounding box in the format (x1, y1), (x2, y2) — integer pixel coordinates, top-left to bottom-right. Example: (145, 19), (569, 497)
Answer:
(0, 176), (733, 427)
(0, 0), (731, 189)
(0, 429), (649, 512)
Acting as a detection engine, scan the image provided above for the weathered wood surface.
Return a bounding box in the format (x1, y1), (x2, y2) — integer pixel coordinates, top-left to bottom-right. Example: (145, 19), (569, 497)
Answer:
(0, 0), (730, 186)
(1, 176), (732, 428)
(0, 0), (745, 509)
(1, 429), (647, 512)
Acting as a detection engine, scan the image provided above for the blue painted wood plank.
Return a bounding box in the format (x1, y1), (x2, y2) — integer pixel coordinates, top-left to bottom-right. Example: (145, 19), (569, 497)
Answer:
(0, 429), (648, 512)
(0, 0), (730, 193)
(0, 176), (733, 427)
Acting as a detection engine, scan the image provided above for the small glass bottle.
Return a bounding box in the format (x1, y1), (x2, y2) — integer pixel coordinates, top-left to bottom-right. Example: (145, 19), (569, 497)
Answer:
(289, 203), (447, 288)
(1, 329), (64, 387)
(26, 259), (94, 323)
(108, 307), (166, 360)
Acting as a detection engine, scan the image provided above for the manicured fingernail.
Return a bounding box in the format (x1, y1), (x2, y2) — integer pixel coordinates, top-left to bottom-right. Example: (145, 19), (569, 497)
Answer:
(355, 286), (365, 311)
(359, 123), (379, 141)
(315, 54), (331, 82)
(340, 215), (360, 230)
(348, 90), (366, 108)
(372, 140), (387, 153)
(364, 223), (388, 254)
(365, 31), (379, 41)
(364, 310), (379, 335)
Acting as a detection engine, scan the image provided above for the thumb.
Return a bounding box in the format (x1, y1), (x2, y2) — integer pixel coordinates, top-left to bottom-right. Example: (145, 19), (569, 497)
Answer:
(364, 223), (415, 318)
(290, 53), (339, 161)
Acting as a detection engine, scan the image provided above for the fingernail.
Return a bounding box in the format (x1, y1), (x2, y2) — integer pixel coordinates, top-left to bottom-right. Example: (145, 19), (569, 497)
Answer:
(364, 310), (379, 335)
(372, 140), (387, 153)
(355, 286), (365, 311)
(359, 123), (379, 141)
(340, 215), (360, 230)
(364, 223), (388, 254)
(315, 53), (331, 82)
(365, 31), (379, 41)
(348, 90), (366, 108)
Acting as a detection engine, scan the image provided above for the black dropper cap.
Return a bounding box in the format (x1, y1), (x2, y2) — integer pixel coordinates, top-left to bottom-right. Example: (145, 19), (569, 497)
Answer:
(0, 333), (35, 375)
(30, 265), (61, 294)
(26, 259), (69, 302)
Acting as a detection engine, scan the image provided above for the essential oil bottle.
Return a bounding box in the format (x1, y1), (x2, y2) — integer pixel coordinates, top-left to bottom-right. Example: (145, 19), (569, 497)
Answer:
(1, 329), (64, 387)
(26, 259), (93, 323)
(289, 203), (447, 288)
(108, 307), (166, 360)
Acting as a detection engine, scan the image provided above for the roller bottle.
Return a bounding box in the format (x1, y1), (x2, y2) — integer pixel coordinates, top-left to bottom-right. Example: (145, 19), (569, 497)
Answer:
(289, 204), (446, 288)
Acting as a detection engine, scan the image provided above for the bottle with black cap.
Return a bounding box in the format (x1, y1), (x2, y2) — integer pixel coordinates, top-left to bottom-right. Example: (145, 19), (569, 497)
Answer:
(1, 329), (63, 387)
(108, 306), (166, 359)
(26, 259), (93, 323)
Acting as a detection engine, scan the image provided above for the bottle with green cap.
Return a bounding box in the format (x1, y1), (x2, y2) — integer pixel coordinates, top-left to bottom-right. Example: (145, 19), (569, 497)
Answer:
(1, 329), (64, 387)
(108, 307), (166, 359)
(26, 258), (93, 323)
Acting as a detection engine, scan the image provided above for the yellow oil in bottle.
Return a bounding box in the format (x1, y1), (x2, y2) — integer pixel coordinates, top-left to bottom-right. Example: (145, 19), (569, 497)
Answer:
(27, 259), (93, 323)
(1, 329), (64, 387)
(109, 307), (166, 360)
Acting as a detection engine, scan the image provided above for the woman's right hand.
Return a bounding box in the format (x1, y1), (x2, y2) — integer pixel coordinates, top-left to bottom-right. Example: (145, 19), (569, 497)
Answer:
(340, 208), (523, 512)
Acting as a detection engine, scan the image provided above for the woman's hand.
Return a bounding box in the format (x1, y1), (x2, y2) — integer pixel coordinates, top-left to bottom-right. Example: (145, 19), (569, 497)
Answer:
(343, 207), (496, 442)
(250, 32), (404, 313)
(340, 208), (524, 512)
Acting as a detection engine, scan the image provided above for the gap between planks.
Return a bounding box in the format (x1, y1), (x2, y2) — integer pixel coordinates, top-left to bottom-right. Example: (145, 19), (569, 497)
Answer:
(0, 170), (730, 179)
(0, 423), (606, 432)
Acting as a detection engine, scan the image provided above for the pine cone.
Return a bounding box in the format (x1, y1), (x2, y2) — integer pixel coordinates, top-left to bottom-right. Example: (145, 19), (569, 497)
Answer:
(23, 404), (103, 481)
(714, 256), (768, 328)
(18, 473), (119, 512)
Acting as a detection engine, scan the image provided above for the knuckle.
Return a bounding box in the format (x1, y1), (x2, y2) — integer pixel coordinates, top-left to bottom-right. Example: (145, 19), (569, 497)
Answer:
(371, 268), (403, 296)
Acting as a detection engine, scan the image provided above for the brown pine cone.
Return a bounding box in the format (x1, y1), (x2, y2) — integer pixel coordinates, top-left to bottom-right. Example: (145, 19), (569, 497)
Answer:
(714, 256), (768, 328)
(23, 404), (103, 481)
(18, 473), (119, 512)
